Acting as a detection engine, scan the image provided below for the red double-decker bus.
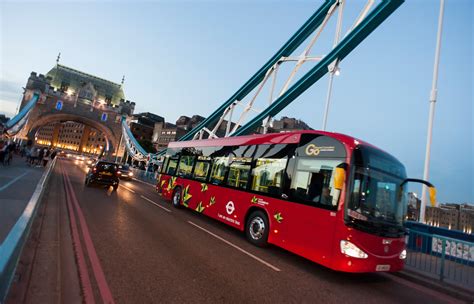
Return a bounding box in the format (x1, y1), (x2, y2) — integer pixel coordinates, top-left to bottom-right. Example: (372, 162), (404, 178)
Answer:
(156, 131), (434, 272)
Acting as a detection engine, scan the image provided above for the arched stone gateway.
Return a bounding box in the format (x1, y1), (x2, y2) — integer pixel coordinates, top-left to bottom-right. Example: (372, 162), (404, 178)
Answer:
(15, 64), (136, 160)
(27, 114), (118, 156)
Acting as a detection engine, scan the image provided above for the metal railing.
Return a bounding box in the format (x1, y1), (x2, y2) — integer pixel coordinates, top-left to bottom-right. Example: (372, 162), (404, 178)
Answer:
(405, 229), (474, 291)
(0, 157), (57, 303)
(130, 167), (157, 184)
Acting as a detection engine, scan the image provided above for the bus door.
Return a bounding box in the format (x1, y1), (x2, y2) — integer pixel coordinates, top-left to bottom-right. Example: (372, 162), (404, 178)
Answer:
(283, 135), (347, 262)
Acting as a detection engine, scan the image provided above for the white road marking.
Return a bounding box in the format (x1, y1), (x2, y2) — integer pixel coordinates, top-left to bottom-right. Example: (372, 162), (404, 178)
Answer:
(132, 178), (155, 187)
(140, 195), (171, 213)
(120, 184), (136, 193)
(187, 221), (281, 272)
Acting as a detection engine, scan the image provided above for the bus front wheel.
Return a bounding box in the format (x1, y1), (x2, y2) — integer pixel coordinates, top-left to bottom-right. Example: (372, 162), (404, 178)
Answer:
(172, 187), (182, 208)
(246, 210), (269, 247)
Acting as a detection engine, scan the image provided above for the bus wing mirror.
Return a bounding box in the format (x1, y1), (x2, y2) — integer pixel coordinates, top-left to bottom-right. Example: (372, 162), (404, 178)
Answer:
(334, 168), (345, 190)
(429, 187), (437, 207)
(400, 178), (437, 206)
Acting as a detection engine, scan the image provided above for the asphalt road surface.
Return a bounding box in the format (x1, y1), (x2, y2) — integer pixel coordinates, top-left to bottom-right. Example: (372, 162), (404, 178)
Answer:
(32, 158), (463, 304)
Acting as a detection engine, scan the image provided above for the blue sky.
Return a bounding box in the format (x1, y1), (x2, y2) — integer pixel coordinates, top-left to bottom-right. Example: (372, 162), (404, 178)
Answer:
(0, 0), (472, 203)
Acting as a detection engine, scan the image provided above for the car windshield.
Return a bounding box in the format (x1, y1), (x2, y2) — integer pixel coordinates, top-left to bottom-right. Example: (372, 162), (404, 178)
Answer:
(346, 146), (407, 237)
(119, 165), (130, 170)
(97, 163), (117, 172)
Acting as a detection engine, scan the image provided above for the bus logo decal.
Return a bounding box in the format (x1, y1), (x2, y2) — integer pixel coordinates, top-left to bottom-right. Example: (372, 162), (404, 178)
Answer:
(226, 201), (235, 215)
(305, 144), (335, 156)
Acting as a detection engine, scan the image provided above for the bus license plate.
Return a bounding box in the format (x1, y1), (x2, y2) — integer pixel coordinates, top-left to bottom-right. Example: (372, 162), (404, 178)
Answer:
(376, 265), (390, 271)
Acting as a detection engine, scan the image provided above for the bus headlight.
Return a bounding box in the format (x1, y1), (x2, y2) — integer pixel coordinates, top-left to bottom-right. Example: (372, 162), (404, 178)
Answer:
(340, 240), (368, 259)
(399, 249), (407, 260)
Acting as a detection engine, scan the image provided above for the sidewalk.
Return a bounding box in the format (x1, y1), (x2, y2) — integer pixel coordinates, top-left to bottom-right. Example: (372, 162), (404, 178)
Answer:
(404, 250), (474, 293)
(0, 156), (45, 244)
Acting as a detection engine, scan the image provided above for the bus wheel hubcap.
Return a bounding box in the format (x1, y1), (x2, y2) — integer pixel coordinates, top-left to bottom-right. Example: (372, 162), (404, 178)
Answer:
(249, 217), (265, 240)
(174, 192), (180, 205)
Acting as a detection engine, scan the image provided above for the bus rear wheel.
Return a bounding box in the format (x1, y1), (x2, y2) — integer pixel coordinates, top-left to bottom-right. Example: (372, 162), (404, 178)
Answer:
(246, 210), (269, 247)
(172, 187), (182, 208)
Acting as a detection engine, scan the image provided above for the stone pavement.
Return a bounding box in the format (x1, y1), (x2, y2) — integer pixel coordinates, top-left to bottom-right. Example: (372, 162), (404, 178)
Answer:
(0, 155), (45, 244)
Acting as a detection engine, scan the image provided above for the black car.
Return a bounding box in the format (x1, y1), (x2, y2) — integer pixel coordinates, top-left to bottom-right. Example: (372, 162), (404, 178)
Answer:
(85, 161), (119, 190)
(117, 164), (133, 180)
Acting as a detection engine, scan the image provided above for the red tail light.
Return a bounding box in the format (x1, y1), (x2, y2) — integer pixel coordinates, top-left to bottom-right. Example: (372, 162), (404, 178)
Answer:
(92, 168), (97, 173)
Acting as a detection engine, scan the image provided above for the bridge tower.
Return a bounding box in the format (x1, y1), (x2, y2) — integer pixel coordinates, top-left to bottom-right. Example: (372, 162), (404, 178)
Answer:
(16, 64), (136, 159)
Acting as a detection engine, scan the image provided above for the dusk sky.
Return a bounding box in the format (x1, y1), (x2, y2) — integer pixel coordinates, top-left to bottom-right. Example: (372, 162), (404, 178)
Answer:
(0, 0), (472, 203)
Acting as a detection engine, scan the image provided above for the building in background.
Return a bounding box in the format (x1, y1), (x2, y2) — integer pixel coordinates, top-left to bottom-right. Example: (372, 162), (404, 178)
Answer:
(422, 203), (474, 234)
(36, 121), (107, 155)
(130, 112), (164, 142)
(267, 116), (312, 133)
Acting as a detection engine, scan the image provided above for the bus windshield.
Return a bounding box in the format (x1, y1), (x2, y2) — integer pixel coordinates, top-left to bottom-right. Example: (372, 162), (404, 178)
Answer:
(346, 146), (407, 237)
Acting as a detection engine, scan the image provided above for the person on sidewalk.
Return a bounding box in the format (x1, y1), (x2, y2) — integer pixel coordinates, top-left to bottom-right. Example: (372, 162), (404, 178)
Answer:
(42, 148), (50, 167)
(0, 141), (5, 166)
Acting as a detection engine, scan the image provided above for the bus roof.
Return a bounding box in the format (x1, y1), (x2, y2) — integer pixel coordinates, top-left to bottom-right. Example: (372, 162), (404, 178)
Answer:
(167, 130), (370, 151)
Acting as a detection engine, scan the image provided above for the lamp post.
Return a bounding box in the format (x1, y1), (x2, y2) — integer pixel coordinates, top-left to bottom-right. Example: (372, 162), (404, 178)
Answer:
(420, 0), (445, 223)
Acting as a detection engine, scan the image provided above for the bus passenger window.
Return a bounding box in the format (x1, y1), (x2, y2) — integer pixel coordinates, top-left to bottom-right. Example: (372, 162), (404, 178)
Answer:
(166, 158), (179, 176)
(209, 157), (229, 185)
(227, 158), (252, 189)
(161, 157), (170, 174)
(290, 159), (343, 208)
(177, 155), (195, 178)
(193, 156), (211, 181)
(252, 158), (287, 195)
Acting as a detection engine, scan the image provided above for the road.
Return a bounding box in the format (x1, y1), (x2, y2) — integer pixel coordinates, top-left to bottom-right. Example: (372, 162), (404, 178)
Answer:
(11, 158), (464, 303)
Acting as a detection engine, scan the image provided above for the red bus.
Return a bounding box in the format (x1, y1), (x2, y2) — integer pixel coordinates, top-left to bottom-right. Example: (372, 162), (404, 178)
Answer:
(156, 131), (435, 273)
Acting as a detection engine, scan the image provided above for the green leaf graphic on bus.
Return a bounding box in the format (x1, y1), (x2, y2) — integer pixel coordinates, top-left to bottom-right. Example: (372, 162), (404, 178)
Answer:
(251, 196), (258, 204)
(209, 196), (216, 206)
(274, 212), (284, 223)
(201, 183), (208, 192)
(195, 201), (205, 213)
(166, 177), (177, 192)
(182, 185), (192, 207)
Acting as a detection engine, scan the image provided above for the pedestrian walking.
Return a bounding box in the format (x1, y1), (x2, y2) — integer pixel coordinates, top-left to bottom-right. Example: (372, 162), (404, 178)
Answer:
(0, 141), (5, 165)
(6, 143), (14, 165)
(43, 148), (50, 167)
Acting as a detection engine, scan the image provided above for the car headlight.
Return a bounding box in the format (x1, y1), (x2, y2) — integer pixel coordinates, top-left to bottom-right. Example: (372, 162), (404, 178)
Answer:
(128, 172), (133, 176)
(340, 240), (368, 259)
(399, 249), (407, 260)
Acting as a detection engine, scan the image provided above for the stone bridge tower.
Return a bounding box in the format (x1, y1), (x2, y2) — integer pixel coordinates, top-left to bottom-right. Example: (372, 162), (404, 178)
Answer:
(17, 64), (135, 159)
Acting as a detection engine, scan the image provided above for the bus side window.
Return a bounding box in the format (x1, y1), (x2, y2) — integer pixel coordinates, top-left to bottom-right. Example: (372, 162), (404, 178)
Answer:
(252, 158), (287, 195)
(227, 159), (252, 189)
(289, 158), (343, 208)
(161, 157), (170, 174)
(166, 158), (179, 176)
(177, 155), (195, 178)
(209, 156), (229, 185)
(193, 157), (211, 182)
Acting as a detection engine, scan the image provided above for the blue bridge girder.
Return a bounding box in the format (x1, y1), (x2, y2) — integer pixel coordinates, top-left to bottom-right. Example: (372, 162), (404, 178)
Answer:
(2, 93), (40, 136)
(125, 0), (402, 159)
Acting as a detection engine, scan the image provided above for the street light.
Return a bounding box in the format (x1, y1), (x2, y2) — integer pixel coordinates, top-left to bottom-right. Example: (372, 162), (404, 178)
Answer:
(420, 0), (445, 223)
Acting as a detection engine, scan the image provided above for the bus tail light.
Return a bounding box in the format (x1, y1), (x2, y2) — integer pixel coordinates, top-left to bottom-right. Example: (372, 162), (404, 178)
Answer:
(340, 240), (368, 259)
(399, 249), (407, 260)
